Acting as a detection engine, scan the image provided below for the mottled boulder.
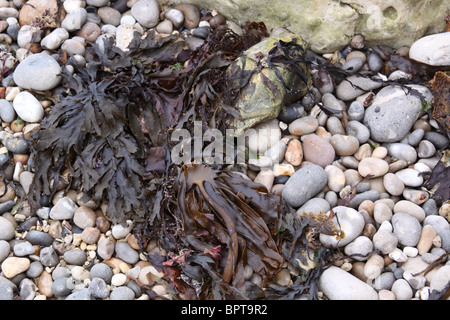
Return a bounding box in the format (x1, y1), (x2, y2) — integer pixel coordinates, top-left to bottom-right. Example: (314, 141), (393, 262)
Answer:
(228, 32), (311, 136)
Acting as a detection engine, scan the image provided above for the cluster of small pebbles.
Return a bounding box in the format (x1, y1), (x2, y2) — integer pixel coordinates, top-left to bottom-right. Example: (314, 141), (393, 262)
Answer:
(0, 0), (448, 300)
(245, 31), (450, 299)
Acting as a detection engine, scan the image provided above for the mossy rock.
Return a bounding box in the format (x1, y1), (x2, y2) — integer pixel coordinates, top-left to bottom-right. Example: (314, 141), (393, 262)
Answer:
(226, 32), (311, 136)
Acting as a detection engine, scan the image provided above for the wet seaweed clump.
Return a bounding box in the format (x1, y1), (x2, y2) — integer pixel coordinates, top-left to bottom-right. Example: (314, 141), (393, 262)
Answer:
(27, 21), (343, 299)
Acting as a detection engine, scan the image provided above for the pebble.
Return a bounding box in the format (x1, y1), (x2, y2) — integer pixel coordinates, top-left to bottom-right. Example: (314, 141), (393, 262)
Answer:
(288, 116), (318, 136)
(90, 262), (113, 284)
(73, 206), (97, 229)
(89, 277), (110, 299)
(12, 91), (44, 123)
(393, 200), (425, 222)
(13, 242), (35, 256)
(394, 168), (423, 187)
(409, 32), (450, 66)
(335, 75), (383, 101)
(41, 28), (70, 51)
(344, 236), (373, 261)
(52, 277), (75, 297)
(13, 53), (61, 92)
(115, 241), (139, 264)
(175, 4), (200, 29)
(39, 246), (59, 267)
(382, 173), (405, 196)
(49, 197), (79, 220)
(302, 134), (335, 168)
(284, 139), (303, 166)
(391, 279), (413, 300)
(330, 134), (359, 156)
(246, 119), (281, 154)
(358, 157), (389, 178)
(282, 164), (327, 208)
(63, 250), (87, 266)
(319, 206), (365, 248)
(0, 216), (15, 240)
(1, 256), (30, 278)
(0, 240), (10, 262)
(372, 229), (398, 254)
(417, 224), (436, 255)
(392, 212), (422, 247)
(61, 8), (88, 32)
(164, 8), (184, 29)
(319, 266), (378, 300)
(25, 230), (54, 247)
(385, 143), (417, 164)
(364, 85), (432, 142)
(0, 99), (16, 123)
(297, 197), (330, 215)
(110, 286), (135, 300)
(131, 0), (160, 28)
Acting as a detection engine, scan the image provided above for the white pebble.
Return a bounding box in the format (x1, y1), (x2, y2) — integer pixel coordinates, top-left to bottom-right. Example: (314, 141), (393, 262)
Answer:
(111, 273), (127, 286)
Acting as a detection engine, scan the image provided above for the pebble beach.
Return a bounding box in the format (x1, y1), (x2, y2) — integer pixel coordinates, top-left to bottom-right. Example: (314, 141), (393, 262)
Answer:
(0, 0), (449, 300)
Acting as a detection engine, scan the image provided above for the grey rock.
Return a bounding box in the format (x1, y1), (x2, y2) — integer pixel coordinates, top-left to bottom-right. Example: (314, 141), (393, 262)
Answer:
(297, 197), (330, 215)
(90, 263), (113, 284)
(395, 168), (423, 187)
(52, 266), (71, 280)
(407, 128), (425, 147)
(39, 247), (60, 267)
(19, 278), (36, 300)
(0, 201), (13, 215)
(51, 277), (74, 297)
(50, 197), (78, 220)
(0, 99), (15, 123)
(63, 250), (87, 266)
(347, 100), (365, 121)
(115, 241), (139, 264)
(346, 120), (370, 144)
(88, 277), (110, 299)
(423, 215), (450, 252)
(110, 286), (135, 300)
(0, 240), (10, 263)
(336, 75), (383, 101)
(373, 272), (395, 291)
(86, 0), (109, 6)
(319, 266), (378, 300)
(61, 8), (87, 32)
(164, 8), (184, 29)
(424, 131), (449, 149)
(0, 216), (15, 241)
(364, 85), (432, 142)
(282, 164), (327, 208)
(131, 0), (160, 28)
(40, 28), (70, 50)
(348, 190), (380, 208)
(26, 261), (43, 278)
(13, 242), (35, 257)
(277, 103), (304, 123)
(409, 33), (450, 66)
(385, 143), (417, 164)
(372, 229), (398, 254)
(25, 230), (54, 247)
(418, 140), (436, 158)
(367, 51), (383, 72)
(65, 288), (93, 300)
(342, 57), (364, 73)
(344, 236), (373, 261)
(0, 281), (15, 300)
(391, 279), (413, 300)
(14, 53), (61, 91)
(422, 198), (438, 216)
(392, 212), (422, 247)
(5, 137), (29, 154)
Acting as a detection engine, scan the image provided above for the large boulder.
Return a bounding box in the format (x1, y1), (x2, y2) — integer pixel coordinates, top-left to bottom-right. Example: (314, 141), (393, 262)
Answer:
(160, 0), (448, 53)
(227, 32), (311, 136)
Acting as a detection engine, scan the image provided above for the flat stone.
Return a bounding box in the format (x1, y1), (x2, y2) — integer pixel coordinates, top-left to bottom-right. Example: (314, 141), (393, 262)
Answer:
(336, 75), (383, 101)
(12, 91), (44, 123)
(319, 266), (378, 300)
(49, 197), (79, 220)
(393, 200), (425, 222)
(392, 212), (422, 247)
(364, 85), (432, 142)
(319, 206), (365, 248)
(0, 216), (15, 241)
(358, 157), (389, 178)
(13, 53), (62, 91)
(409, 32), (450, 66)
(288, 116), (318, 136)
(282, 164), (327, 208)
(1, 257), (30, 278)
